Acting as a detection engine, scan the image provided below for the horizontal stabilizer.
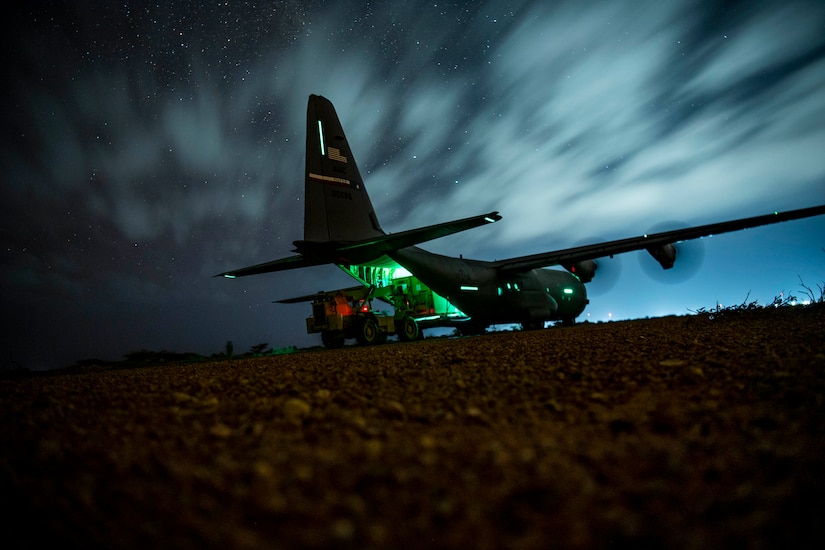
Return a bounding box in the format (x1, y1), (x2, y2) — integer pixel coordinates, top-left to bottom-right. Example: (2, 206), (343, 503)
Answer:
(276, 285), (368, 304)
(329, 211), (502, 264)
(214, 254), (328, 279)
(217, 211), (501, 278)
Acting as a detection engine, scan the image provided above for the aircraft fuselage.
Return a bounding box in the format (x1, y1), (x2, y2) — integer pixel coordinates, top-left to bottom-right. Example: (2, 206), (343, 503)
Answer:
(390, 247), (588, 327)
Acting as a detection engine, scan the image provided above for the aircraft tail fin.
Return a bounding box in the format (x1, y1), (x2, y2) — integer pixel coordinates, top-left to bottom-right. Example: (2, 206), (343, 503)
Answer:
(216, 95), (501, 278)
(304, 94), (385, 243)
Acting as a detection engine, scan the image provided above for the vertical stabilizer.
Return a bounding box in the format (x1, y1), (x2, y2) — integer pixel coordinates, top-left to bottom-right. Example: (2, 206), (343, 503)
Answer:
(304, 95), (385, 242)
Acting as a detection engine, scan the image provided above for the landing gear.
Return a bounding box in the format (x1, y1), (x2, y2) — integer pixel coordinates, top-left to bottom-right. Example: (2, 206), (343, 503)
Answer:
(457, 321), (487, 336)
(397, 315), (420, 342)
(356, 316), (384, 345)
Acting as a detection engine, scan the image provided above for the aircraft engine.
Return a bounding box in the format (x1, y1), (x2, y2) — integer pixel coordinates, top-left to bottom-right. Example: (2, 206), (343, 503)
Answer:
(646, 243), (677, 270)
(564, 260), (598, 282)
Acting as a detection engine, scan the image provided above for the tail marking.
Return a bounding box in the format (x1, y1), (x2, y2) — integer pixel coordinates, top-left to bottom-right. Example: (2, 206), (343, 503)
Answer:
(308, 173), (351, 186)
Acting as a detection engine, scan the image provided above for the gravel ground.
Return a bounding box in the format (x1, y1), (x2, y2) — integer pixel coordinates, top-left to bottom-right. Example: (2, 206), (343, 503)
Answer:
(2, 305), (824, 549)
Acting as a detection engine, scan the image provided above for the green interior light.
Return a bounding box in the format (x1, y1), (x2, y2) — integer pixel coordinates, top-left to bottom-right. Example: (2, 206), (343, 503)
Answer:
(392, 266), (412, 278)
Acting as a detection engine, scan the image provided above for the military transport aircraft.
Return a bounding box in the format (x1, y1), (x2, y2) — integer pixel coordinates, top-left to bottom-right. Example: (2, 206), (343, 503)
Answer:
(217, 94), (825, 334)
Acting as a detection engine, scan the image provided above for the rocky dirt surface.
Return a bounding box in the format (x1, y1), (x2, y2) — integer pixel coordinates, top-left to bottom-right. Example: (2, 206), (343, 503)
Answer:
(2, 305), (825, 549)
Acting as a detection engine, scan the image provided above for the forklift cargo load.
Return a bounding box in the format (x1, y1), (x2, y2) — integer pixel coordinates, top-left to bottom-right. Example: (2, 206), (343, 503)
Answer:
(279, 267), (470, 348)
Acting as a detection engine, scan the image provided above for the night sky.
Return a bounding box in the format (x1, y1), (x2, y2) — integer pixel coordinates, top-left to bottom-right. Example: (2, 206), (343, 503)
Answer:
(3, 1), (824, 370)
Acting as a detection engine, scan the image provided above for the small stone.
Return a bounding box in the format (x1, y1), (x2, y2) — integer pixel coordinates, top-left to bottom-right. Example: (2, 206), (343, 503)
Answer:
(419, 434), (438, 449)
(253, 460), (274, 478)
(332, 518), (355, 540)
(210, 423), (232, 438)
(173, 392), (194, 403)
(199, 396), (219, 407)
(384, 400), (406, 419)
(659, 359), (687, 367)
(364, 439), (383, 457)
(282, 398), (311, 424)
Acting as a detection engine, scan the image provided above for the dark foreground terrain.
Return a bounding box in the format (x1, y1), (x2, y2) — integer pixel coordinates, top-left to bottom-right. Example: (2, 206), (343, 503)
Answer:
(2, 305), (824, 549)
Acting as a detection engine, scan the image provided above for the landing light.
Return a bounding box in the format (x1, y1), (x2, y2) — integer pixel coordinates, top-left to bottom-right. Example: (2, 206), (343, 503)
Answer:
(223, 274), (237, 279)
(460, 285), (479, 291)
(563, 288), (573, 294)
(484, 216), (497, 223)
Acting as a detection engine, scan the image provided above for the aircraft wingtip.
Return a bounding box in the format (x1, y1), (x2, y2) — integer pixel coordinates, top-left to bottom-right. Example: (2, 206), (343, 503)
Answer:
(485, 211), (503, 223)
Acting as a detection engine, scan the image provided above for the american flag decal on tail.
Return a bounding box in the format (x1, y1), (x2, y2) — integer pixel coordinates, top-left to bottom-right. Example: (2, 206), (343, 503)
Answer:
(327, 147), (348, 163)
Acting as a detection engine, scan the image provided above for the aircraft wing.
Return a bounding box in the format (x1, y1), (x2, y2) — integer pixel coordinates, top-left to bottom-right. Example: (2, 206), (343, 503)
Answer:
(214, 254), (329, 278)
(490, 204), (825, 272)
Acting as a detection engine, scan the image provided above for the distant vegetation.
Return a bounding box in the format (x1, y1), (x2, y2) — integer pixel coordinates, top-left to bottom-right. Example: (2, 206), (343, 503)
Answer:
(689, 275), (824, 320)
(798, 274), (825, 304)
(49, 343), (299, 375)
(121, 342), (299, 364)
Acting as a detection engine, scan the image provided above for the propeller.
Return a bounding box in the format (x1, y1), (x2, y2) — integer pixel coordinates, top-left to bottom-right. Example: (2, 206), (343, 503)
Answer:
(638, 221), (705, 284)
(569, 235), (623, 296)
(587, 255), (623, 296)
